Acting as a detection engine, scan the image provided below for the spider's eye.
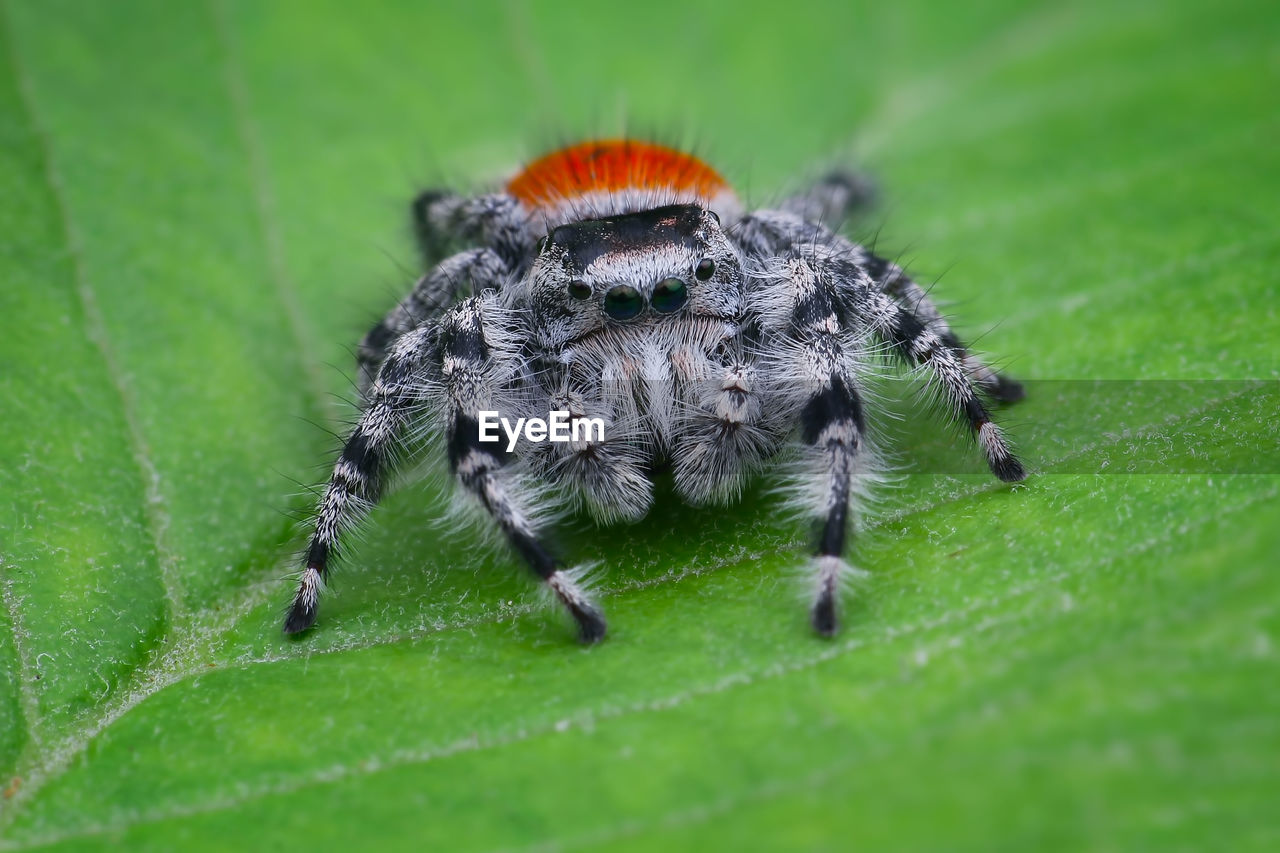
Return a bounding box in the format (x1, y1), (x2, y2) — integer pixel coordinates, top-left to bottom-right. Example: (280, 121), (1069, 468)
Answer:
(567, 280), (592, 301)
(603, 284), (644, 320)
(651, 277), (688, 314)
(695, 258), (716, 281)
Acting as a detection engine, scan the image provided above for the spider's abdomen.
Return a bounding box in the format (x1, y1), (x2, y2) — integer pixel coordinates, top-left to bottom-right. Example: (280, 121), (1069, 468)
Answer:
(507, 139), (740, 224)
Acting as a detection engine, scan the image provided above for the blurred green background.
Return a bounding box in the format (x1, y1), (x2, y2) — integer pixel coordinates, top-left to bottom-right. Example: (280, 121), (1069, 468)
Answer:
(1, 0), (1277, 849)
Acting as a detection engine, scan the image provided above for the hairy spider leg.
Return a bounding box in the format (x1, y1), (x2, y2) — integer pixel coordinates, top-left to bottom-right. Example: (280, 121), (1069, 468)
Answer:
(856, 250), (1025, 403)
(779, 169), (878, 230)
(286, 325), (436, 633)
(437, 296), (606, 641)
(412, 190), (532, 269)
(357, 248), (510, 396)
(762, 255), (875, 635)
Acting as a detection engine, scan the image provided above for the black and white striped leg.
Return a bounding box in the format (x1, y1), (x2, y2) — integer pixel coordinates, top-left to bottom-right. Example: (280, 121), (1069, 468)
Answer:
(768, 238), (1024, 483)
(411, 190), (533, 270)
(857, 251), (1025, 403)
(735, 211), (1026, 404)
(769, 258), (873, 636)
(440, 298), (606, 643)
(864, 288), (1027, 482)
(357, 248), (510, 395)
(803, 373), (868, 636)
(285, 326), (437, 634)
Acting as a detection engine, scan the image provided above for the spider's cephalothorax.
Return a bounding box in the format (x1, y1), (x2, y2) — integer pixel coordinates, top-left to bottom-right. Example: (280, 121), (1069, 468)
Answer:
(286, 139), (1026, 642)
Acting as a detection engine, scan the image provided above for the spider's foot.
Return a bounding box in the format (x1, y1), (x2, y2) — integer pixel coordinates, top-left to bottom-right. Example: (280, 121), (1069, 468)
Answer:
(820, 169), (878, 213)
(283, 565), (323, 635)
(990, 375), (1026, 404)
(809, 556), (872, 637)
(976, 421), (1028, 483)
(283, 605), (316, 635)
(571, 600), (608, 644)
(811, 589), (839, 638)
(992, 454), (1028, 484)
(810, 555), (865, 638)
(548, 568), (607, 644)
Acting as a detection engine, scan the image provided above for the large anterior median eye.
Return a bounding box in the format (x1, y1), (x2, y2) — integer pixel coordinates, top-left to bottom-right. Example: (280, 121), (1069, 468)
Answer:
(651, 277), (688, 314)
(604, 284), (644, 320)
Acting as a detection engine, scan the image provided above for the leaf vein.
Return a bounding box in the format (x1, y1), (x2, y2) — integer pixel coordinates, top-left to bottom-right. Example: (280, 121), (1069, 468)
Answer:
(208, 0), (334, 429)
(2, 364), (1256, 834)
(0, 0), (184, 747)
(519, 548), (1275, 852)
(10, 481), (1272, 849)
(0, 577), (41, 754)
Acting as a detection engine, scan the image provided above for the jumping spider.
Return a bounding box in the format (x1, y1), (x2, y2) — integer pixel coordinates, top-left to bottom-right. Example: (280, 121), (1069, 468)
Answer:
(286, 139), (1026, 642)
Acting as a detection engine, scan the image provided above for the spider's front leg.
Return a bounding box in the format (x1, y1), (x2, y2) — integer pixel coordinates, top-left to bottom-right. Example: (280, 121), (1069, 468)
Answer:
(286, 324), (437, 633)
(757, 258), (875, 636)
(437, 296), (606, 643)
(288, 294), (605, 642)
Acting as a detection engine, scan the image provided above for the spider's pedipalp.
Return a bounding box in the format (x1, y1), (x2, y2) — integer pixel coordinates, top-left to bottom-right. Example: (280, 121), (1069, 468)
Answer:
(543, 432), (654, 523)
(522, 365), (656, 524)
(672, 355), (780, 505)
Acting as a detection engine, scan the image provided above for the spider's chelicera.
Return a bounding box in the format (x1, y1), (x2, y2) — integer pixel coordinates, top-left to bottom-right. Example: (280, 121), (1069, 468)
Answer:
(286, 139), (1026, 643)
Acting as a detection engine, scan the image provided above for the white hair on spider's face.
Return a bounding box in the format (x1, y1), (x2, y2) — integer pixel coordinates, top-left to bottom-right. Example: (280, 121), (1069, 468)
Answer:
(285, 138), (1027, 644)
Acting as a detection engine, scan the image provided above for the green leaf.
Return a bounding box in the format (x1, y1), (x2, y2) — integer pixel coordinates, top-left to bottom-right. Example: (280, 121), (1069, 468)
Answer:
(1, 0), (1276, 849)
